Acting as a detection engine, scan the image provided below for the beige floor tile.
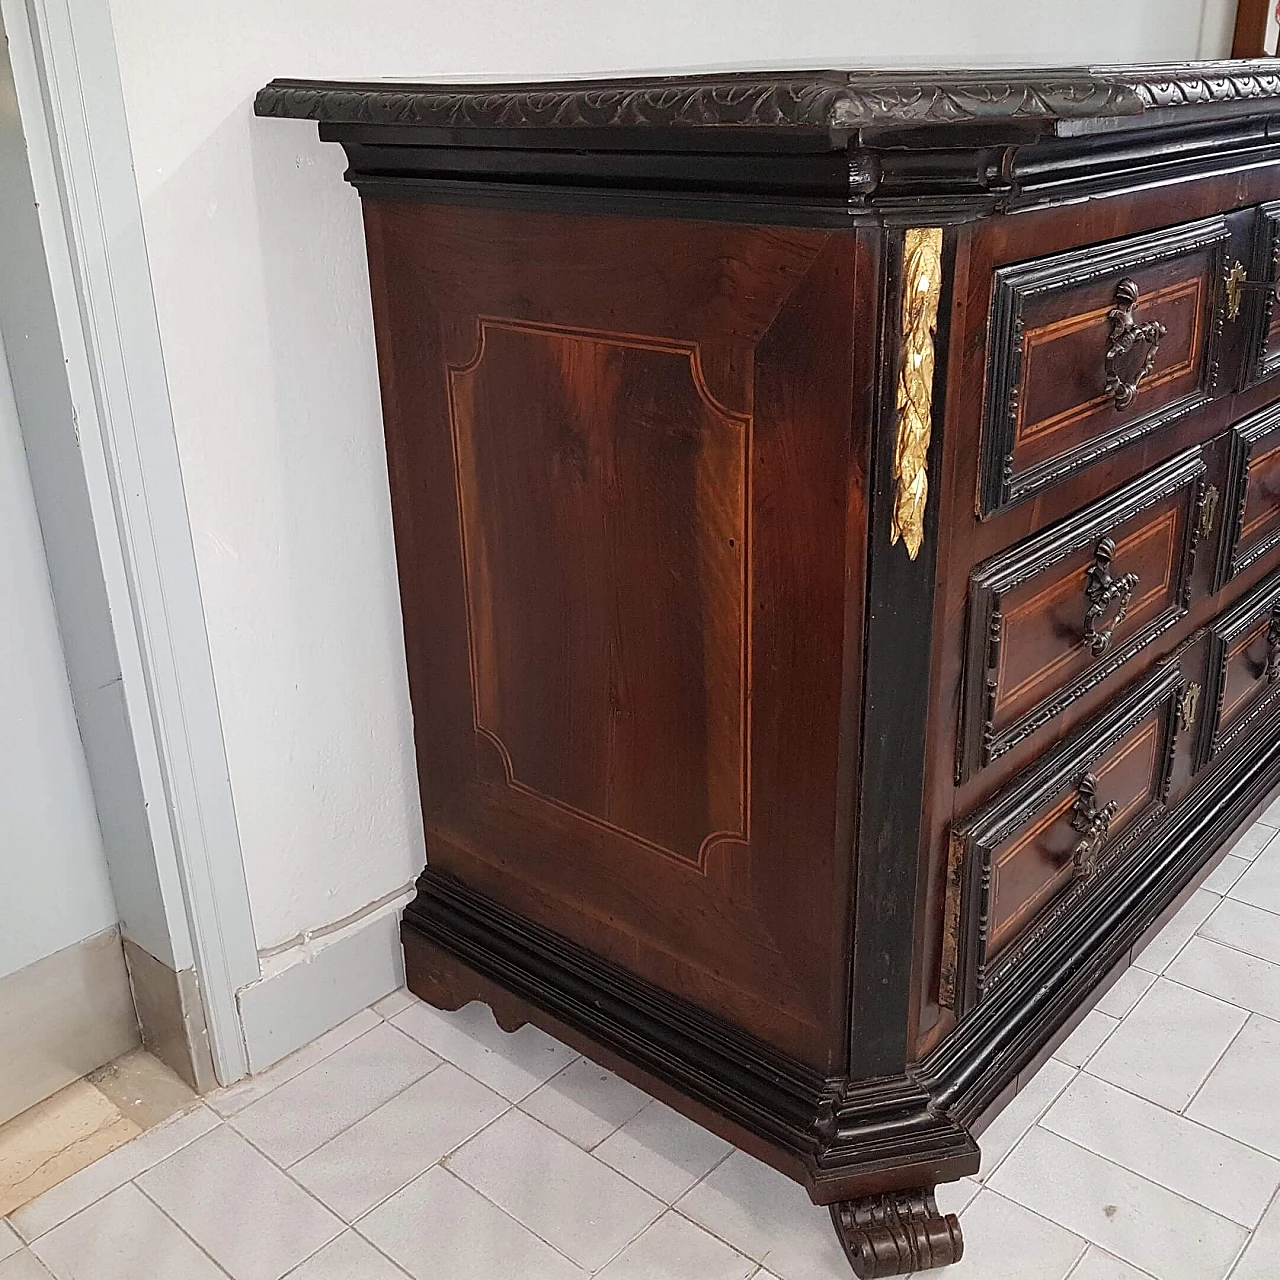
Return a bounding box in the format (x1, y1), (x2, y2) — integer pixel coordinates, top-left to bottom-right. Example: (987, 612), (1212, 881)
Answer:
(9, 1104), (218, 1243)
(284, 1231), (410, 1279)
(446, 1109), (661, 1271)
(136, 1124), (341, 1280)
(1228, 838), (1280, 913)
(596, 1210), (755, 1280)
(1227, 822), (1277, 863)
(1186, 1014), (1280, 1158)
(1094, 967), (1156, 1019)
(0, 1253), (54, 1280)
(926, 1190), (1085, 1280)
(1168, 936), (1280, 1021)
(370, 989), (417, 1021)
(1203, 854), (1252, 895)
(30, 1184), (224, 1280)
(1199, 898), (1280, 965)
(85, 1051), (195, 1132)
(291, 1064), (506, 1221)
(676, 1150), (850, 1280)
(974, 1058), (1075, 1181)
(520, 1057), (650, 1150)
(1230, 1187), (1280, 1280)
(230, 1022), (440, 1166)
(990, 1126), (1246, 1280)
(1053, 1010), (1120, 1069)
(594, 1100), (732, 1202)
(1040, 1071), (1280, 1226)
(0, 1082), (140, 1217)
(1132, 889), (1220, 974)
(1086, 978), (1246, 1111)
(1066, 1245), (1156, 1279)
(391, 1001), (576, 1102)
(209, 1009), (382, 1118)
(359, 1165), (585, 1280)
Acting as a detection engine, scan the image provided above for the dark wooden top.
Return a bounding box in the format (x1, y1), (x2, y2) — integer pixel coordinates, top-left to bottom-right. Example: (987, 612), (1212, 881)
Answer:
(255, 62), (1280, 138)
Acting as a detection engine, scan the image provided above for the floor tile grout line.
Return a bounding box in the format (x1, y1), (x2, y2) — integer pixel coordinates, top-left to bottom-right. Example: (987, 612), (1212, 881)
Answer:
(209, 1015), (389, 1118)
(1021, 1123), (1256, 1232)
(1057, 1236), (1092, 1280)
(340, 1099), (519, 1228)
(1189, 921), (1280, 966)
(1036, 1091), (1280, 1229)
(228, 1048), (448, 1172)
(973, 1062), (1080, 1187)
(1225, 1181), (1280, 1280)
(1180, 1010), (1256, 1120)
(437, 1107), (670, 1241)
(128, 1177), (242, 1279)
(356, 1160), (593, 1276)
(5, 1104), (224, 1245)
(972, 1187), (1094, 1276)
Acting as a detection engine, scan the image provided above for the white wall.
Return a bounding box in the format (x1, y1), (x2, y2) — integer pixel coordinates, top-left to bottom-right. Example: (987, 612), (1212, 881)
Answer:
(0, 328), (118, 977)
(102, 0), (1239, 957)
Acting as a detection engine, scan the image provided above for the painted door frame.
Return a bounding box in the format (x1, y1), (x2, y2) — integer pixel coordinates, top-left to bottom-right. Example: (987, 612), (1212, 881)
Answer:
(1, 0), (259, 1084)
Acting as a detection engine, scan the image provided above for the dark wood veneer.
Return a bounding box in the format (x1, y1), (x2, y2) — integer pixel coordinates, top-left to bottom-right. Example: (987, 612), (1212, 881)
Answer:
(258, 65), (1280, 1275)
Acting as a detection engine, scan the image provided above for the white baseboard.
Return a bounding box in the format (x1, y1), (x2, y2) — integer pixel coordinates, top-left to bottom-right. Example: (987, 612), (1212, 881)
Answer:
(0, 927), (140, 1124)
(237, 902), (407, 1073)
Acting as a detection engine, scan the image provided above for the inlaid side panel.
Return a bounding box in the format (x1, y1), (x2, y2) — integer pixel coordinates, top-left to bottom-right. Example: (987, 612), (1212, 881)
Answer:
(448, 319), (748, 866)
(363, 201), (866, 1069)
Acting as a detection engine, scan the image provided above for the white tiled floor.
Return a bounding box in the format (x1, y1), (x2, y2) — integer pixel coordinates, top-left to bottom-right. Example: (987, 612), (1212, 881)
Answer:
(8, 808), (1280, 1280)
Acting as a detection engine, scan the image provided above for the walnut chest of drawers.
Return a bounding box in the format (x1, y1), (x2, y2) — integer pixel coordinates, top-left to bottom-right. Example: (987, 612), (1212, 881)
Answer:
(258, 62), (1280, 1275)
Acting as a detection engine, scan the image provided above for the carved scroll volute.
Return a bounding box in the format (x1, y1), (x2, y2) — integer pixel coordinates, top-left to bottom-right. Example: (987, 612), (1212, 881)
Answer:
(891, 228), (944, 561)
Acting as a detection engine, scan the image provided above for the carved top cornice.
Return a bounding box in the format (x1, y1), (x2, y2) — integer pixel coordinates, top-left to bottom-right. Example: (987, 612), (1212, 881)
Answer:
(254, 62), (1280, 136)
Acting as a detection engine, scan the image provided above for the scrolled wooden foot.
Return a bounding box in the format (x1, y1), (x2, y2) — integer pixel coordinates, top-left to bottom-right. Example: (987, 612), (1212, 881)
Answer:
(829, 1187), (963, 1277)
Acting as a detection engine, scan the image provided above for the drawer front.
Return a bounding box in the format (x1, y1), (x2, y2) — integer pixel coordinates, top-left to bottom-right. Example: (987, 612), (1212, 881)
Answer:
(981, 217), (1228, 515)
(1239, 201), (1280, 391)
(943, 661), (1189, 1015)
(1202, 571), (1280, 767)
(1218, 401), (1280, 590)
(960, 449), (1207, 780)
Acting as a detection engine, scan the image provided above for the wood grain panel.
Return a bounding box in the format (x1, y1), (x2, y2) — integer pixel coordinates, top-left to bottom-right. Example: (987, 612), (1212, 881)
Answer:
(448, 319), (748, 866)
(363, 200), (865, 1069)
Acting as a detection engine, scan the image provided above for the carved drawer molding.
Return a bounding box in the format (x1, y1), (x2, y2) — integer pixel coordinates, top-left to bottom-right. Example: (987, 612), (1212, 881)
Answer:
(943, 661), (1186, 1016)
(1201, 569), (1280, 769)
(1217, 400), (1280, 591)
(959, 449), (1207, 781)
(980, 217), (1228, 515)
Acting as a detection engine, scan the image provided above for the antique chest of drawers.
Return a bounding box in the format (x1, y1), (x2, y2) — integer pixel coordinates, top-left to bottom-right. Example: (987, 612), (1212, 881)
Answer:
(258, 63), (1280, 1275)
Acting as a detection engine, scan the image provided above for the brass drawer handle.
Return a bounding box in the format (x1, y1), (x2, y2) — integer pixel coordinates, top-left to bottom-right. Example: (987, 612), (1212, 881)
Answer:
(1105, 277), (1166, 411)
(1069, 773), (1118, 882)
(1084, 537), (1140, 657)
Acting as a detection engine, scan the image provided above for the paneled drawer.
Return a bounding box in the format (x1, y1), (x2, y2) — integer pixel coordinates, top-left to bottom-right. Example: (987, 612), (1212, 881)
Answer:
(1238, 200), (1280, 391)
(1201, 571), (1280, 768)
(1217, 401), (1280, 591)
(960, 449), (1208, 781)
(980, 217), (1228, 515)
(942, 661), (1189, 1016)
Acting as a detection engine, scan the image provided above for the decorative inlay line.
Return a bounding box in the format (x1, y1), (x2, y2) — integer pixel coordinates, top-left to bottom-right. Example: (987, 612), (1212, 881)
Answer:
(891, 227), (943, 561)
(445, 315), (753, 872)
